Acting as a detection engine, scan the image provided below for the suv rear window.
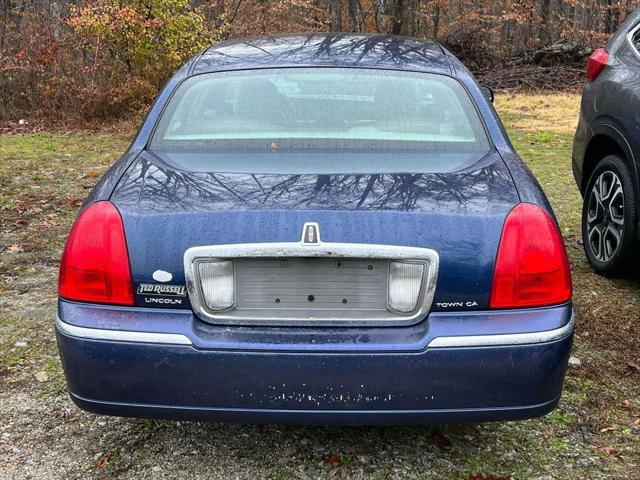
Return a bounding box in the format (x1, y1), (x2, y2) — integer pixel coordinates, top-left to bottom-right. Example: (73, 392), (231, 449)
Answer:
(150, 68), (491, 174)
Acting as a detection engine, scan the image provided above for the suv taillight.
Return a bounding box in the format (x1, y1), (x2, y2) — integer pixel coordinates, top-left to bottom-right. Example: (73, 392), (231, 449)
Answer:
(490, 203), (572, 309)
(58, 201), (134, 305)
(586, 48), (608, 82)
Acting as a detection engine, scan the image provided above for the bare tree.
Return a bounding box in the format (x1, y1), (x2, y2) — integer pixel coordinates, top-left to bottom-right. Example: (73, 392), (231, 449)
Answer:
(540, 0), (552, 43)
(375, 0), (386, 32)
(432, 1), (440, 39)
(348, 0), (362, 31)
(391, 0), (417, 36)
(329, 0), (342, 31)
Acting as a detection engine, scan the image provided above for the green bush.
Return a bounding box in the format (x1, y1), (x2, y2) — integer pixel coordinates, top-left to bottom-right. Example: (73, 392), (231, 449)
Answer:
(67, 0), (216, 117)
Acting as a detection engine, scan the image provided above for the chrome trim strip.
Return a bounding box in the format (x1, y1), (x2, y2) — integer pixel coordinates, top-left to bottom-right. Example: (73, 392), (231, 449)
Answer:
(55, 313), (574, 349)
(184, 240), (440, 327)
(427, 312), (575, 348)
(55, 316), (193, 346)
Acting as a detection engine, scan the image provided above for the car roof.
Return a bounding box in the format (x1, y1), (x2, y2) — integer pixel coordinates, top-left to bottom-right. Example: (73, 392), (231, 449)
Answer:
(191, 33), (453, 76)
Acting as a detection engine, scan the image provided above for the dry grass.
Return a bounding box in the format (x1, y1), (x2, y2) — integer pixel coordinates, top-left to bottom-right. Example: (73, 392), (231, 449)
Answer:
(495, 92), (582, 134)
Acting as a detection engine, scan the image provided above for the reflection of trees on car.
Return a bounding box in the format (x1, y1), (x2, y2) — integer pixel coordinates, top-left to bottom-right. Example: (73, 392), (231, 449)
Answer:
(113, 156), (516, 213)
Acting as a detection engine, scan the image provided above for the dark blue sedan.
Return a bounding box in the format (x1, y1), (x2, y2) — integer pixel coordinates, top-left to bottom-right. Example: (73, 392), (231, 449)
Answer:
(56, 34), (573, 425)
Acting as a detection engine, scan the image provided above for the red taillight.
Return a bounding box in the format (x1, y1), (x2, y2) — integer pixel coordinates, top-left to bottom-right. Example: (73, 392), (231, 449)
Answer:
(58, 201), (134, 306)
(490, 203), (572, 309)
(586, 48), (608, 82)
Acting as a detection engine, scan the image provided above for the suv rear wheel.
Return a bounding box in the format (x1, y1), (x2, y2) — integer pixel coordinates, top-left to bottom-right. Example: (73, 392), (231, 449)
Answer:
(582, 155), (638, 276)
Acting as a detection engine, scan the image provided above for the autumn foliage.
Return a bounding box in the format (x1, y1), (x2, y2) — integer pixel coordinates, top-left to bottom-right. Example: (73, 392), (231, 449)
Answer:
(0, 0), (638, 122)
(66, 0), (215, 117)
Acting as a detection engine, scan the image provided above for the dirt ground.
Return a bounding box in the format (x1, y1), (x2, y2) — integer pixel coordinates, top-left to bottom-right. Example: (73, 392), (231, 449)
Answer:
(0, 93), (639, 479)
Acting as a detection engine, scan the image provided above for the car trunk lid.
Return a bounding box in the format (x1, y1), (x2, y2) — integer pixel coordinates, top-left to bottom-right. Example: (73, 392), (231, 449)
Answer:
(110, 151), (519, 315)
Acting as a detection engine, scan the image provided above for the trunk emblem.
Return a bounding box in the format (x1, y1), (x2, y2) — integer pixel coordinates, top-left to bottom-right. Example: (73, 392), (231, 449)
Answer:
(301, 222), (320, 245)
(152, 270), (173, 282)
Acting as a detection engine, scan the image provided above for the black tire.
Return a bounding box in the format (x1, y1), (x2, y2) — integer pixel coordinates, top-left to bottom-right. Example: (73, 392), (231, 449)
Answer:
(582, 154), (638, 277)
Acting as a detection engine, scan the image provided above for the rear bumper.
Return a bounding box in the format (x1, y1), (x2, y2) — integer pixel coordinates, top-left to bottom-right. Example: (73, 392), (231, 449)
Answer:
(68, 392), (561, 425)
(56, 301), (574, 425)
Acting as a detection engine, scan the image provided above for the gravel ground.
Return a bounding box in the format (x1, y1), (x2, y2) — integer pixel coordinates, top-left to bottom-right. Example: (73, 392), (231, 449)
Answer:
(1, 94), (639, 479)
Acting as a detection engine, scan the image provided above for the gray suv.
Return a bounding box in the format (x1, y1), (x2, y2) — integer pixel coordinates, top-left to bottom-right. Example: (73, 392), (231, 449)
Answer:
(573, 8), (640, 276)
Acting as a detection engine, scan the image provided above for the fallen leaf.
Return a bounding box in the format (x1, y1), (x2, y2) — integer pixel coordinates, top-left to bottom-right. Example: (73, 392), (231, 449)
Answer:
(599, 426), (617, 433)
(327, 466), (347, 480)
(96, 453), (112, 469)
(323, 453), (342, 465)
(627, 362), (640, 374)
(82, 171), (99, 179)
(432, 430), (452, 448)
(34, 371), (49, 382)
(7, 244), (24, 253)
(594, 444), (622, 459)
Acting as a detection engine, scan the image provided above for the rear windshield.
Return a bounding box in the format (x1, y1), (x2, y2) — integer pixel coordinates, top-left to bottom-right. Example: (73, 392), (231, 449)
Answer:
(150, 68), (491, 173)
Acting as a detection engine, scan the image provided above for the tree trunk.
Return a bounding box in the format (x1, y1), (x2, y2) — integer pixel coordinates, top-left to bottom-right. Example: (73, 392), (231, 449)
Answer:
(404, 0), (417, 37)
(433, 3), (440, 39)
(392, 0), (417, 36)
(605, 0), (614, 34)
(391, 0), (402, 35)
(539, 0), (551, 44)
(330, 0), (342, 31)
(348, 0), (362, 32)
(375, 0), (386, 33)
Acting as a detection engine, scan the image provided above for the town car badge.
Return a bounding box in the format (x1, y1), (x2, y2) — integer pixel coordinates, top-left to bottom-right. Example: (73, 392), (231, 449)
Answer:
(301, 222), (320, 245)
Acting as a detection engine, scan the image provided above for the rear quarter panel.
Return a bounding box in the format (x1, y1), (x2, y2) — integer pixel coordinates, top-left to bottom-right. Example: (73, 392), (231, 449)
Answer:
(574, 20), (640, 191)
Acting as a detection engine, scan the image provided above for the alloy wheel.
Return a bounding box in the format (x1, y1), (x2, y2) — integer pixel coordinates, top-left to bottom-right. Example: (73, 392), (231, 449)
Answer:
(586, 170), (625, 263)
